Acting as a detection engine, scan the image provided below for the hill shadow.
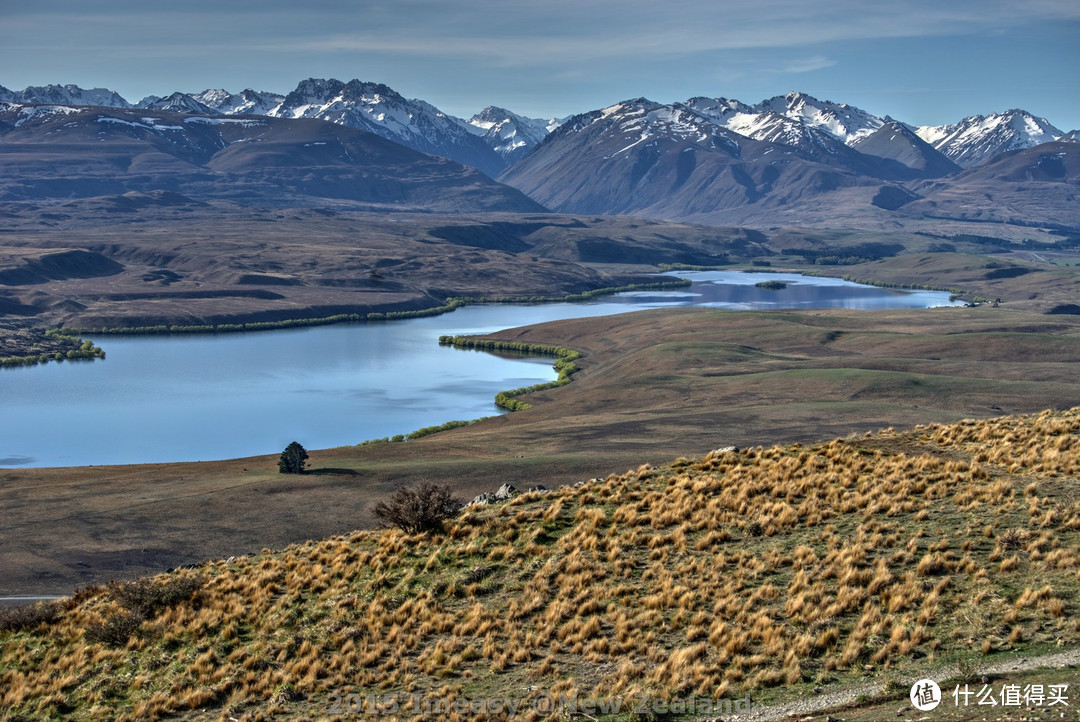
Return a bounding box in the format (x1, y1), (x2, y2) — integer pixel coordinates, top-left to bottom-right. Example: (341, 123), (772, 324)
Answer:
(306, 468), (360, 477)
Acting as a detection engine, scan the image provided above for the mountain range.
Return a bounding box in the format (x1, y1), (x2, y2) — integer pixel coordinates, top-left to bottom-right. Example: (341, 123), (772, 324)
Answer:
(1, 80), (1077, 229)
(4, 81), (1071, 176)
(499, 96), (1079, 227)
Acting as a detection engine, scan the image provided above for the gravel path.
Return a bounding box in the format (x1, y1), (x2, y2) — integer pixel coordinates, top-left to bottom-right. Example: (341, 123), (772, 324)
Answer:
(712, 646), (1080, 721)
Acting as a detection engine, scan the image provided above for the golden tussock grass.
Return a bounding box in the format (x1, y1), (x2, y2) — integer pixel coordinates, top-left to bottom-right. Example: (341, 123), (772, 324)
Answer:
(3, 408), (1080, 719)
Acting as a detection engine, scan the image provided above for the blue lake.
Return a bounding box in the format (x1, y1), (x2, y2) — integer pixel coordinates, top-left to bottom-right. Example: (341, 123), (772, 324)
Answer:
(0, 271), (961, 467)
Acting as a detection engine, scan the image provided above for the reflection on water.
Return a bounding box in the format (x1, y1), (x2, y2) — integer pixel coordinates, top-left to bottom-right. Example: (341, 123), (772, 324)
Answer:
(0, 272), (960, 467)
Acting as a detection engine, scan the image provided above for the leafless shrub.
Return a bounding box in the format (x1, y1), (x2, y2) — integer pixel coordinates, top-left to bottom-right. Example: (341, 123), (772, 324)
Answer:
(372, 482), (461, 534)
(998, 528), (1026, 551)
(109, 574), (206, 617)
(84, 610), (145, 646)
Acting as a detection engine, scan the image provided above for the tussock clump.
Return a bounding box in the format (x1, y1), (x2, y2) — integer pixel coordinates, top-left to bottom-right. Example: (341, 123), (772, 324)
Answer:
(3, 408), (1080, 719)
(0, 601), (63, 633)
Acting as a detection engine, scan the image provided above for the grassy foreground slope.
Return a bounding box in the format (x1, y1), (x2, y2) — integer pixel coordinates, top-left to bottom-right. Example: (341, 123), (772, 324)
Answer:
(3, 408), (1079, 720)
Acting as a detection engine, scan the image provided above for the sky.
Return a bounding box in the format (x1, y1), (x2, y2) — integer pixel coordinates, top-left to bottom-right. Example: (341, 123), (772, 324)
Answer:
(2, 0), (1079, 130)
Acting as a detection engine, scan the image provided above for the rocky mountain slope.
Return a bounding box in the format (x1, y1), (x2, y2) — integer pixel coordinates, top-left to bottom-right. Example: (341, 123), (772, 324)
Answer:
(901, 140), (1080, 228)
(497, 98), (956, 225)
(264, 78), (507, 177)
(0, 103), (542, 212)
(465, 105), (554, 165)
(498, 95), (1078, 228)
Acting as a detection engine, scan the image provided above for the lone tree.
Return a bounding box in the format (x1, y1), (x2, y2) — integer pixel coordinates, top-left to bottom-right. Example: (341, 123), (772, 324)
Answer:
(371, 482), (461, 534)
(278, 441), (308, 474)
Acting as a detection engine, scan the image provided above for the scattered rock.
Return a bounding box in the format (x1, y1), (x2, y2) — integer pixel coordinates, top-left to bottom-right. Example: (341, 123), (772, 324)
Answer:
(465, 492), (497, 507)
(494, 483), (518, 500)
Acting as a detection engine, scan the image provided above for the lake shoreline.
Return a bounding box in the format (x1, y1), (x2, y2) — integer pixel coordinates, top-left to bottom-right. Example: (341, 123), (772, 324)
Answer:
(0, 278), (691, 368)
(1, 271), (962, 469)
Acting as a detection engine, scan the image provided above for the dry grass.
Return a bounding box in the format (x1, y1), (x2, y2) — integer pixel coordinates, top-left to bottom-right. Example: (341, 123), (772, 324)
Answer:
(3, 408), (1080, 720)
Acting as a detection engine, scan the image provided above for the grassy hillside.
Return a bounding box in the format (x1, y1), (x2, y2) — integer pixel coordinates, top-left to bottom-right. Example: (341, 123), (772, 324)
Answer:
(3, 408), (1079, 720)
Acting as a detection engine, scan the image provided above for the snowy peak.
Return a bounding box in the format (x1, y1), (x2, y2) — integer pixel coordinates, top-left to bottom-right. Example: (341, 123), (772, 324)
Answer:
(466, 106), (551, 163)
(757, 91), (884, 143)
(2, 80), (1073, 175)
(274, 78), (409, 117)
(266, 78), (505, 177)
(916, 110), (1065, 168)
(553, 98), (745, 161)
(191, 88), (284, 116)
(141, 92), (219, 115)
(683, 96), (755, 124)
(687, 91), (885, 147)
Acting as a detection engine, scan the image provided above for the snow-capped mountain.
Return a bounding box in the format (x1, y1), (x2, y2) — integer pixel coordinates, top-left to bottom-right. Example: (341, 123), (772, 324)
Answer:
(757, 92), (885, 143)
(0, 83), (129, 108)
(497, 96), (899, 222)
(466, 106), (553, 164)
(498, 95), (977, 225)
(901, 141), (1080, 228)
(139, 92), (218, 115)
(916, 110), (1065, 168)
(266, 78), (505, 177)
(191, 88), (285, 116)
(685, 91), (885, 146)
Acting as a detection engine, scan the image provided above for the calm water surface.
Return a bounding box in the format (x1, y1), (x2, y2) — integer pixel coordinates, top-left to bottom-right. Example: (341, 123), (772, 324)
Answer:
(0, 272), (960, 467)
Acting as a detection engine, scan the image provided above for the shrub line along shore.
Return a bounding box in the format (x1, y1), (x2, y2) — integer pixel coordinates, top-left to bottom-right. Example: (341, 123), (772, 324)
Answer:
(0, 279), (685, 370)
(356, 338), (584, 446)
(51, 279), (692, 338)
(437, 336), (583, 412)
(0, 331), (105, 368)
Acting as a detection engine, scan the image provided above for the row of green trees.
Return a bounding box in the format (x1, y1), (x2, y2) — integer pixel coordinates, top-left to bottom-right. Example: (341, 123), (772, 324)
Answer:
(438, 336), (582, 411)
(1, 336), (105, 368)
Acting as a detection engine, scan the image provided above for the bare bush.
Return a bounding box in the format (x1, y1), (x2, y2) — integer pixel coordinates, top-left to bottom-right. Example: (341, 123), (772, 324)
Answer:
(371, 482), (461, 534)
(109, 574), (206, 617)
(84, 610), (145, 646)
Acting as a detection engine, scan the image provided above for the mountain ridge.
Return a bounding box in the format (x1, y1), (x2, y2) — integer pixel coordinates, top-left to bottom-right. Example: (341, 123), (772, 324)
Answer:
(2, 81), (1071, 177)
(0, 103), (544, 213)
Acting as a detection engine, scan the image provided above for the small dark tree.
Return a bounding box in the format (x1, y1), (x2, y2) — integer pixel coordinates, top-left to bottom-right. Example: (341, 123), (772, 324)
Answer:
(371, 482), (461, 534)
(278, 441), (308, 474)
